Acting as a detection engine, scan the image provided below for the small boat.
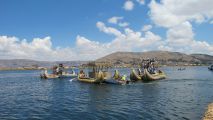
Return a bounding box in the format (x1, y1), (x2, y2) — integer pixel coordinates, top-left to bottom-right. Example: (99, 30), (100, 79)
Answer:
(104, 70), (129, 85)
(77, 71), (105, 83)
(208, 65), (213, 71)
(40, 69), (59, 79)
(178, 68), (186, 71)
(130, 69), (142, 81)
(142, 69), (166, 81)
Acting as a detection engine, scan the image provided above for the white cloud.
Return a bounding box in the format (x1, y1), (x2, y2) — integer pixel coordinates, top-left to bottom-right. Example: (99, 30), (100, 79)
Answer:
(166, 21), (194, 47)
(108, 16), (123, 24)
(74, 22), (163, 59)
(123, 0), (134, 11)
(118, 22), (129, 27)
(108, 16), (129, 27)
(142, 25), (152, 31)
(96, 22), (162, 52)
(1, 22), (160, 61)
(1, 20), (213, 61)
(158, 22), (213, 54)
(210, 20), (213, 24)
(147, 0), (213, 55)
(96, 21), (123, 37)
(0, 36), (77, 61)
(136, 0), (145, 5)
(149, 0), (213, 28)
(75, 36), (112, 60)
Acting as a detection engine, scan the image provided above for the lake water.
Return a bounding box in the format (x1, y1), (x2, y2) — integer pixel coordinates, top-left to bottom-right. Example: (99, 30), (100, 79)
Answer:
(0, 66), (213, 120)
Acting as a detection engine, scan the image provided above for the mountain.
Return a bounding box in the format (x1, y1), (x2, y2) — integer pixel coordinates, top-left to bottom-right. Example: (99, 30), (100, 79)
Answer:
(0, 59), (87, 69)
(1, 51), (212, 69)
(96, 51), (213, 65)
(190, 54), (213, 64)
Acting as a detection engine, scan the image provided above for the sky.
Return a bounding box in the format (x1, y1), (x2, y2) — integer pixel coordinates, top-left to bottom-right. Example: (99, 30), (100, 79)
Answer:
(0, 0), (213, 61)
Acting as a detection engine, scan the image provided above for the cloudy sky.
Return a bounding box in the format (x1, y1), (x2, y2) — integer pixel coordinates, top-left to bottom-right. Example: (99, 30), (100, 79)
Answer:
(0, 0), (213, 61)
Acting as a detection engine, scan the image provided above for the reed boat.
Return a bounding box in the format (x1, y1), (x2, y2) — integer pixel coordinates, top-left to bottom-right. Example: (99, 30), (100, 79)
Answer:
(208, 65), (213, 71)
(178, 68), (186, 71)
(130, 69), (143, 81)
(104, 70), (129, 85)
(77, 71), (105, 83)
(142, 68), (166, 81)
(40, 69), (59, 79)
(77, 77), (101, 83)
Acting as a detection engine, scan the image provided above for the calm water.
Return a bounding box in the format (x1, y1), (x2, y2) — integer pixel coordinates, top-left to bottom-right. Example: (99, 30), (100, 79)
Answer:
(0, 67), (213, 120)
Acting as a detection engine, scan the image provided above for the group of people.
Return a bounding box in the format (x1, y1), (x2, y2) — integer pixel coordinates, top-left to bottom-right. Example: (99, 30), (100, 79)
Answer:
(79, 70), (86, 78)
(140, 58), (158, 74)
(52, 64), (64, 75)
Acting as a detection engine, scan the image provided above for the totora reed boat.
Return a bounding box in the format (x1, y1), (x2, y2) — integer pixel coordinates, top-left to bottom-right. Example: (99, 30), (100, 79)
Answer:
(40, 69), (77, 79)
(40, 69), (59, 79)
(77, 70), (105, 83)
(208, 65), (213, 71)
(130, 69), (143, 81)
(142, 68), (166, 81)
(104, 70), (129, 85)
(130, 58), (166, 82)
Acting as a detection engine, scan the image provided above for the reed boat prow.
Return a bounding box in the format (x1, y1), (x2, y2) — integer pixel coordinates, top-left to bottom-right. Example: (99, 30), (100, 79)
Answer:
(113, 69), (121, 79)
(40, 69), (59, 79)
(143, 68), (166, 81)
(130, 69), (142, 81)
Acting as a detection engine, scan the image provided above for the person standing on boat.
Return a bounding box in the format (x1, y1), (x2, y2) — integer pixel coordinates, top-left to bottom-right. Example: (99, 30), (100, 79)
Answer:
(79, 70), (85, 78)
(58, 64), (64, 76)
(52, 66), (58, 75)
(137, 68), (142, 75)
(56, 67), (59, 75)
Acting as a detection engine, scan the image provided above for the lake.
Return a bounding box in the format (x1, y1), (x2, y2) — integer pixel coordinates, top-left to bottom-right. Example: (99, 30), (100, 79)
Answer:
(0, 66), (213, 120)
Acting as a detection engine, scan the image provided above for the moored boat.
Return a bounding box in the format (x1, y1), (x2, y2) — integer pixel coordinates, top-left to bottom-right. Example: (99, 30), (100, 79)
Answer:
(142, 68), (166, 81)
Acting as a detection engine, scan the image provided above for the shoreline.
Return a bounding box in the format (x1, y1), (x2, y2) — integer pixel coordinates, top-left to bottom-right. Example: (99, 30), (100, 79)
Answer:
(0, 67), (76, 71)
(203, 103), (213, 120)
(0, 65), (209, 71)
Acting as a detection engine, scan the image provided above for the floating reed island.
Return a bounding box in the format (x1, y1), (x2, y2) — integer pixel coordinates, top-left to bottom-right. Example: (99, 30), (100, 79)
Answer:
(203, 103), (213, 120)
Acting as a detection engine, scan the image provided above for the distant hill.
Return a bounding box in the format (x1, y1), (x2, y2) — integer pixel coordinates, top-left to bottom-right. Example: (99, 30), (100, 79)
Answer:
(0, 59), (87, 68)
(96, 51), (213, 65)
(190, 54), (213, 64)
(1, 51), (212, 69)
